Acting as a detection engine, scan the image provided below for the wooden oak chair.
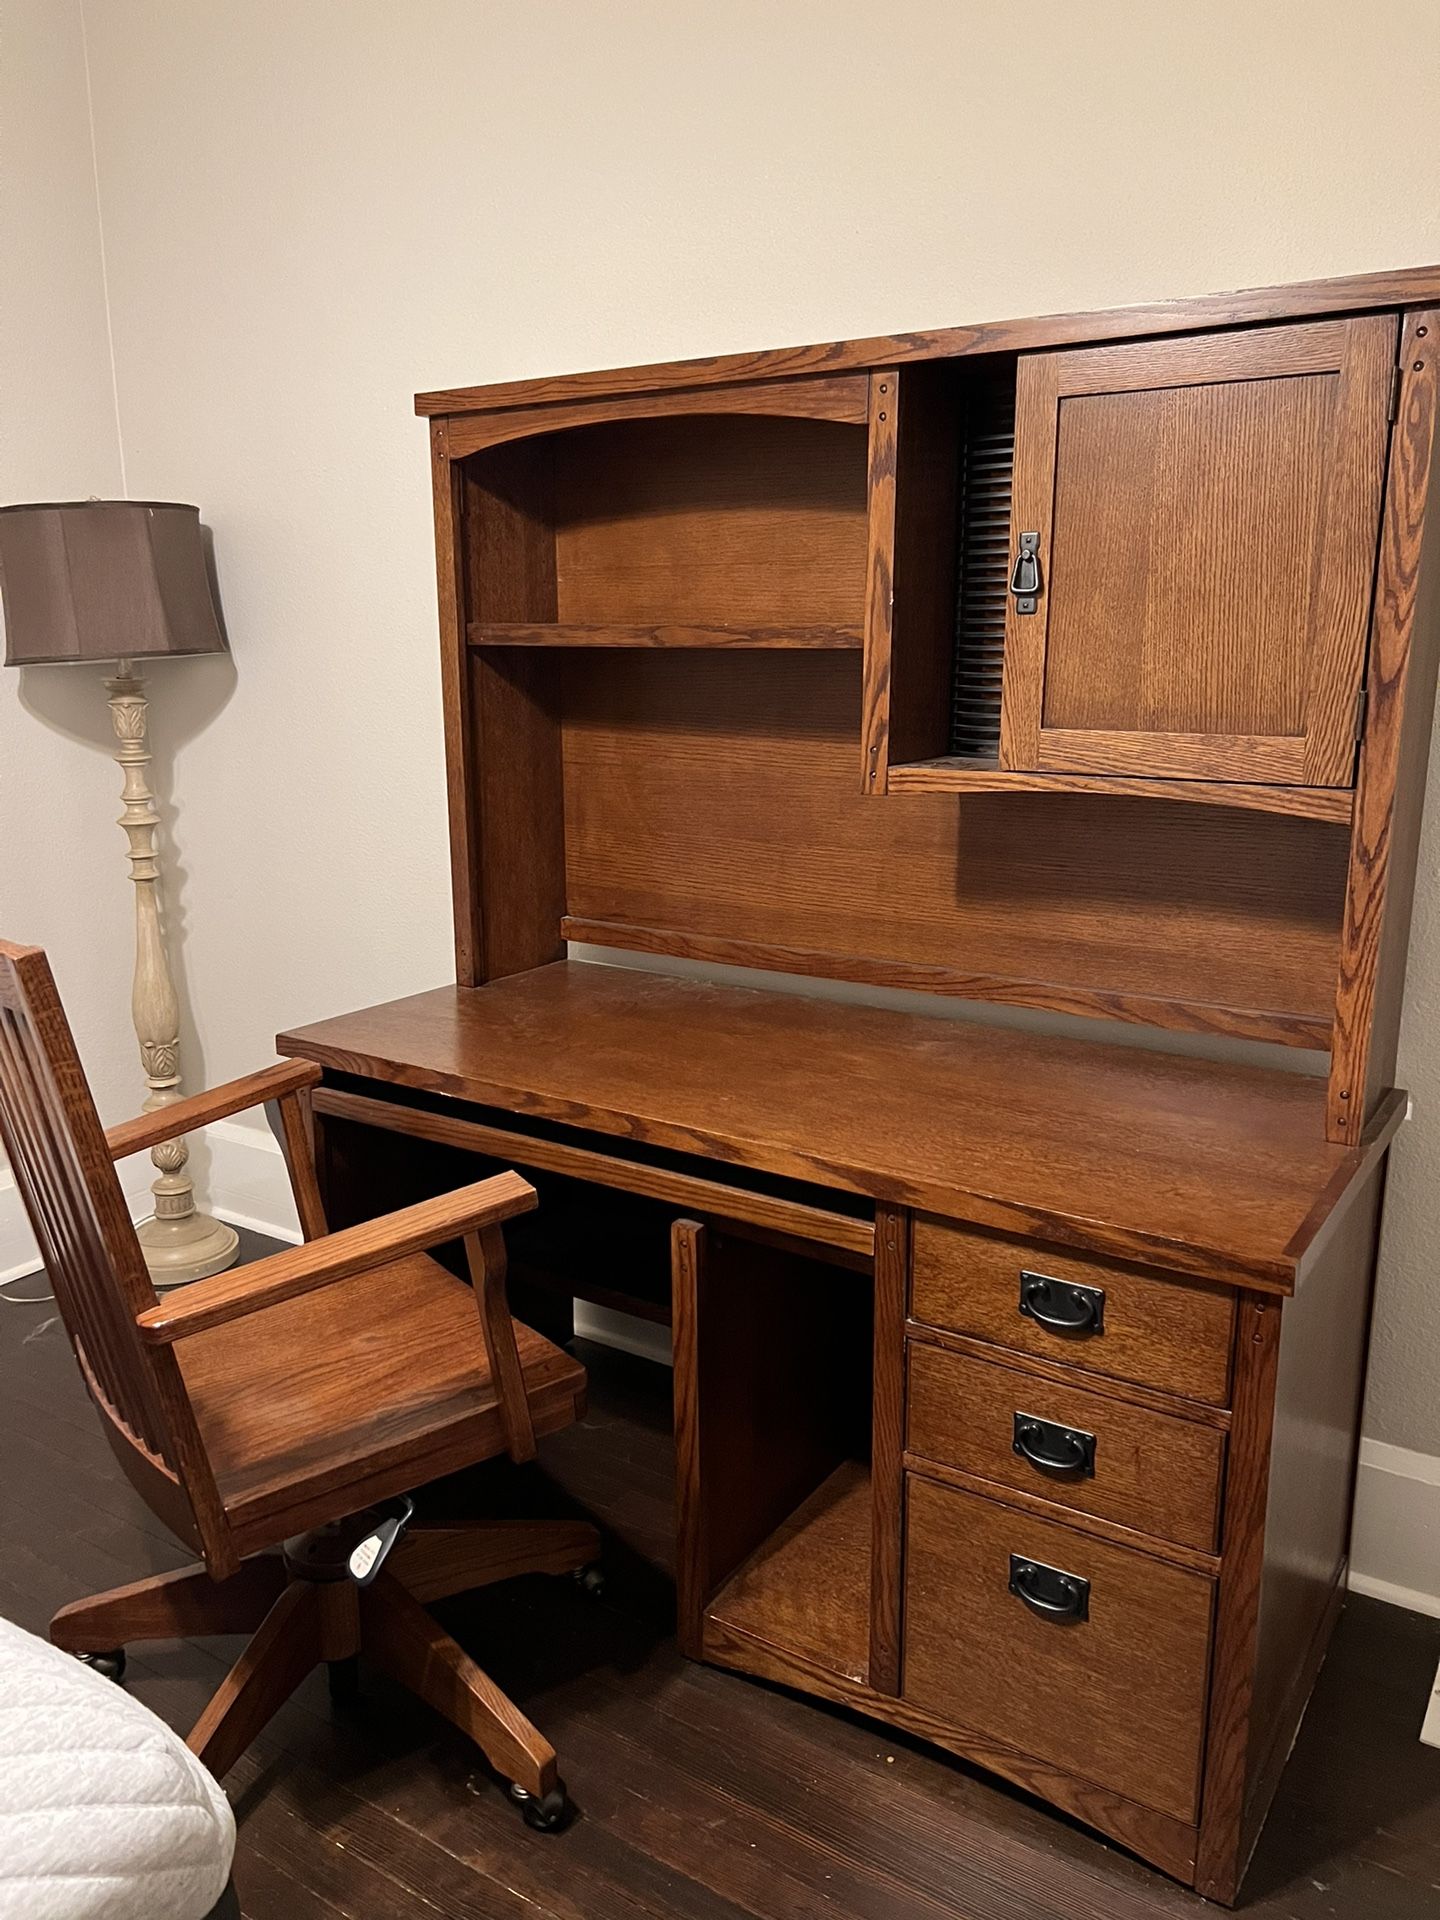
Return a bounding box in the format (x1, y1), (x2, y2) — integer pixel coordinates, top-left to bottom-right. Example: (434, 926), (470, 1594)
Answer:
(0, 938), (597, 1830)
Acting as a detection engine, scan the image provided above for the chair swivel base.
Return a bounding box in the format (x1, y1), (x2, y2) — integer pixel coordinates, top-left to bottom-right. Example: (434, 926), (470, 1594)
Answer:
(50, 1512), (602, 1826)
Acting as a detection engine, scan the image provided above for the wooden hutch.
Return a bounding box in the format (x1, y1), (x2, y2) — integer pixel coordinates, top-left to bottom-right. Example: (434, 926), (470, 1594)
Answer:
(278, 263), (1440, 1902)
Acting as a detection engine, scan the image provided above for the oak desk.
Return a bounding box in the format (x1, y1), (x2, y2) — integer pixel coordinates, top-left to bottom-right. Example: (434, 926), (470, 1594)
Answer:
(278, 959), (1401, 1900)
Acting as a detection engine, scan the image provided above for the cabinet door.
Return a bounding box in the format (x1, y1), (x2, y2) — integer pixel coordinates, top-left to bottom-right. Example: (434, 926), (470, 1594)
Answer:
(999, 316), (1396, 785)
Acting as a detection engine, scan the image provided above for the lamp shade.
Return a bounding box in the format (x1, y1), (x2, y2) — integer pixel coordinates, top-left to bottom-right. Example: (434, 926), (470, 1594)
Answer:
(0, 501), (226, 666)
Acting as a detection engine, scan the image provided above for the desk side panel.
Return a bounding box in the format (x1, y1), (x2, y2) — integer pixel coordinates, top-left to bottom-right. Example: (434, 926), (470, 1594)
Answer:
(1195, 1153), (1387, 1901)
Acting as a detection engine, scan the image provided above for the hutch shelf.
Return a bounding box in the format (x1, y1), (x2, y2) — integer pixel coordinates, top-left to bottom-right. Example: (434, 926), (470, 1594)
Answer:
(281, 262), (1440, 1905)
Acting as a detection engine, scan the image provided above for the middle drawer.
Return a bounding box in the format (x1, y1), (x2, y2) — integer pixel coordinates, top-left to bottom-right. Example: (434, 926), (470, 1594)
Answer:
(907, 1340), (1225, 1554)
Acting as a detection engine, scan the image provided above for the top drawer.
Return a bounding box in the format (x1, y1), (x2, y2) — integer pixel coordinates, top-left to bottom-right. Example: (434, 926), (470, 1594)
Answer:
(911, 1218), (1234, 1405)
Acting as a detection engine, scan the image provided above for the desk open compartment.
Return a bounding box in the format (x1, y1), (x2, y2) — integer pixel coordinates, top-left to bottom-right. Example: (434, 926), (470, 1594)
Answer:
(672, 1219), (876, 1688)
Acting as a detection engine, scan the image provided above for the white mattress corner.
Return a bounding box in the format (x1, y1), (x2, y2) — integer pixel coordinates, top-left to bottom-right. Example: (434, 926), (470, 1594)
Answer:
(0, 1611), (235, 1920)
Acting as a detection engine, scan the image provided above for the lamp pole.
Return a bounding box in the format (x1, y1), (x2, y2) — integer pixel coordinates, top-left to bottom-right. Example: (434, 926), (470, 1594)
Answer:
(106, 660), (238, 1284)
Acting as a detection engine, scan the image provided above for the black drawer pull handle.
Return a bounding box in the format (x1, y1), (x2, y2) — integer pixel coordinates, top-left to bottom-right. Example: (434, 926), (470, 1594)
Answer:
(1013, 1411), (1096, 1479)
(1018, 1271), (1105, 1337)
(1008, 1554), (1090, 1623)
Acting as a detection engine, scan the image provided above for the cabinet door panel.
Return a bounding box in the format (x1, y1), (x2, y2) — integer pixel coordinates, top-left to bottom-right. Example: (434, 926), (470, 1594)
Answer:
(999, 316), (1396, 785)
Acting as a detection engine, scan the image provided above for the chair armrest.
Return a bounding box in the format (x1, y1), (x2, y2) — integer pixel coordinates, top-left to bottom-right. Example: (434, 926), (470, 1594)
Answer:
(135, 1170), (537, 1344)
(106, 1060), (323, 1161)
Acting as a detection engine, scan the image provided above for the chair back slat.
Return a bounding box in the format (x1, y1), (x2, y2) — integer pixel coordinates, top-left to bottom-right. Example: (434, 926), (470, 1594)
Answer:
(0, 942), (171, 1461)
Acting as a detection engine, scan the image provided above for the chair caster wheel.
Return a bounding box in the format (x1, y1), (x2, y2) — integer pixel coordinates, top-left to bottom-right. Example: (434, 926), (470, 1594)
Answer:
(509, 1779), (570, 1832)
(76, 1649), (126, 1682)
(574, 1563), (605, 1599)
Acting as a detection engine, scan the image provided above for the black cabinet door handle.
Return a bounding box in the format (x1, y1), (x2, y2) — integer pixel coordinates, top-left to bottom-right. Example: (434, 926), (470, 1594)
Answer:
(1008, 1554), (1090, 1623)
(1012, 1412), (1096, 1478)
(1018, 1271), (1105, 1337)
(1009, 531), (1041, 613)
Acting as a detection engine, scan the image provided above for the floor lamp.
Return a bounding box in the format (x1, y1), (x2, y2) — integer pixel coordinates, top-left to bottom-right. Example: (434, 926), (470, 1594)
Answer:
(0, 500), (239, 1283)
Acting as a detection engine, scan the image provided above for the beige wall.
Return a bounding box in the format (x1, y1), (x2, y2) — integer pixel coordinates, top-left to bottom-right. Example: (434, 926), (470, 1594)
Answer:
(3, 6), (1439, 1501)
(0, 0), (131, 1125)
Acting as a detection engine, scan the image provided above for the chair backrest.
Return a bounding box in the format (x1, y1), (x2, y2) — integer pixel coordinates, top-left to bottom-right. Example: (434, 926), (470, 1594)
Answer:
(0, 939), (174, 1464)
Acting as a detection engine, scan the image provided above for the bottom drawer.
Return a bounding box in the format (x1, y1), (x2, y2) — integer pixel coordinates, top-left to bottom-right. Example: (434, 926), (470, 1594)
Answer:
(903, 1475), (1214, 1822)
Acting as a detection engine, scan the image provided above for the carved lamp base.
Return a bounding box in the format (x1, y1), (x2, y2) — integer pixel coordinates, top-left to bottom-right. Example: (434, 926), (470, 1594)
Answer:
(137, 1209), (240, 1286)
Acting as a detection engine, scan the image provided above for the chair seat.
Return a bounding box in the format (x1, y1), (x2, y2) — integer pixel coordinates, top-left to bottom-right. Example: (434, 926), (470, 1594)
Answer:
(178, 1252), (585, 1546)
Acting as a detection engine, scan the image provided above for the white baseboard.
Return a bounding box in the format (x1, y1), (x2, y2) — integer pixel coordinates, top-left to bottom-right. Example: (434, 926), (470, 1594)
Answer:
(0, 1167), (38, 1284)
(198, 1119), (301, 1244)
(1349, 1438), (1440, 1619)
(573, 1301), (673, 1367)
(1, 1161), (159, 1283)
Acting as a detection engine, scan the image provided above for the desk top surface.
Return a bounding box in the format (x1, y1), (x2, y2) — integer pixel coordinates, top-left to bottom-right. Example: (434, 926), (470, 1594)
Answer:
(277, 960), (1400, 1290)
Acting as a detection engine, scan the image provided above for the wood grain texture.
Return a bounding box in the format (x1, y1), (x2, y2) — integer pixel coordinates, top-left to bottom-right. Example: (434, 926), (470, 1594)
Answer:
(868, 1203), (907, 1693)
(103, 1060), (321, 1161)
(187, 1582), (321, 1781)
(1283, 1083), (1405, 1276)
(442, 371), (869, 456)
(559, 650), (1348, 1040)
(0, 938), (234, 1573)
(669, 1220), (870, 1654)
(469, 621), (862, 648)
(701, 1610), (1201, 1884)
(274, 1085), (328, 1241)
(469, 647), (568, 983)
(276, 961), (1374, 1289)
(1329, 311), (1440, 1141)
(903, 1475), (1214, 1823)
(1002, 318), (1394, 785)
(706, 1460), (871, 1686)
(551, 415), (868, 627)
(430, 423), (480, 983)
(413, 259), (1440, 413)
(859, 370), (899, 791)
(905, 1321), (1232, 1432)
(310, 1083), (876, 1257)
(906, 1341), (1225, 1552)
(1045, 376), (1331, 741)
(562, 918), (1332, 1048)
(901, 1451), (1221, 1577)
(136, 1173), (537, 1343)
(882, 364), (963, 772)
(1230, 1162), (1386, 1892)
(859, 363), (963, 788)
(362, 1569), (559, 1797)
(50, 1556), (285, 1652)
(669, 1219), (707, 1657)
(1192, 1292), (1283, 1901)
(455, 440), (569, 982)
(465, 1223), (537, 1464)
(387, 1517), (600, 1605)
(175, 1253), (585, 1551)
(909, 1216), (1235, 1400)
(886, 759), (1355, 822)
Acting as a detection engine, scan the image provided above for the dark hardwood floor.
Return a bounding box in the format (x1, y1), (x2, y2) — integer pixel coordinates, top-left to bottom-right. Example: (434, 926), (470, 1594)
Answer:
(3, 1234), (1438, 1919)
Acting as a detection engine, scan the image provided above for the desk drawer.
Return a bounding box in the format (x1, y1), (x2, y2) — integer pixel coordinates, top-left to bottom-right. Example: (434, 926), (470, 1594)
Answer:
(911, 1218), (1234, 1405)
(907, 1342), (1224, 1552)
(903, 1475), (1213, 1823)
